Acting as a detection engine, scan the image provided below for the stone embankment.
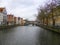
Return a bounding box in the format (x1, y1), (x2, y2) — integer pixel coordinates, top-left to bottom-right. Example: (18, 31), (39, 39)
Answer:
(36, 24), (60, 33)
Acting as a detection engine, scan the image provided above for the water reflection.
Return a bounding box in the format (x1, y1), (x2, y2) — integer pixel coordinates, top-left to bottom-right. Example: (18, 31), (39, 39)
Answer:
(0, 26), (60, 45)
(37, 28), (60, 45)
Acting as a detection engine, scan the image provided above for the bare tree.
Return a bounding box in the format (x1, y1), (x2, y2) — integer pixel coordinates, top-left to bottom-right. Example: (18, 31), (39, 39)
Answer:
(37, 0), (60, 26)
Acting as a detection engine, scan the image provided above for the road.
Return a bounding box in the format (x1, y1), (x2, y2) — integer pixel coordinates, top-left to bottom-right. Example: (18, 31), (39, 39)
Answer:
(0, 26), (60, 45)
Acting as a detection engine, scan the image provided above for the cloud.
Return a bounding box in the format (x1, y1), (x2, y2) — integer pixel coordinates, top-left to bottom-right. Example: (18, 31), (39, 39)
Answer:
(0, 0), (50, 21)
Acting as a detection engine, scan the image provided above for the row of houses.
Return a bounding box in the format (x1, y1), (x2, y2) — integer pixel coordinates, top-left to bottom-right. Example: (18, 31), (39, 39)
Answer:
(0, 7), (26, 26)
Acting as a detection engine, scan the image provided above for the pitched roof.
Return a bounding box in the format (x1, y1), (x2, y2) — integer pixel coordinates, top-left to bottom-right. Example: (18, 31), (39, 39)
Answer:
(0, 8), (5, 13)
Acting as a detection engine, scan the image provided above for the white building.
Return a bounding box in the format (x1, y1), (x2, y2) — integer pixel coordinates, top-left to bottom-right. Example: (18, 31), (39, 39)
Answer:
(18, 17), (21, 25)
(0, 8), (7, 25)
(16, 17), (19, 24)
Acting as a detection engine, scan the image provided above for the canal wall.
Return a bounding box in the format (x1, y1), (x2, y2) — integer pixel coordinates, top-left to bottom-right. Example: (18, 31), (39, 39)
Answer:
(0, 25), (20, 29)
(37, 25), (60, 33)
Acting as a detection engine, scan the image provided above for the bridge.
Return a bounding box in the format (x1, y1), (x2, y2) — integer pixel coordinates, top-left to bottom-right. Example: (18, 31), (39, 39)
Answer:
(24, 21), (38, 26)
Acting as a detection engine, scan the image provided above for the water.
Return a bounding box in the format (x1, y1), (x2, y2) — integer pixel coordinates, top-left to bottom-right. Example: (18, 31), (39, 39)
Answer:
(0, 26), (60, 45)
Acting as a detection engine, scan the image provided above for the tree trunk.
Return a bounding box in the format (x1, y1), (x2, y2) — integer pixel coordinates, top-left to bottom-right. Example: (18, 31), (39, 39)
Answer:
(46, 17), (48, 26)
(52, 18), (55, 26)
(43, 18), (44, 25)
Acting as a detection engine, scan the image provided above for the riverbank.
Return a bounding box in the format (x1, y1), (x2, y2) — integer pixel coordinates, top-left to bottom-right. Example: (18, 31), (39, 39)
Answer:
(0, 25), (20, 29)
(36, 24), (60, 33)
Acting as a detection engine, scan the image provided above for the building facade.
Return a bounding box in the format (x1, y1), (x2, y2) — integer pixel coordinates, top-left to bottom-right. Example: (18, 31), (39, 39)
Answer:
(7, 14), (14, 25)
(20, 18), (26, 26)
(0, 7), (7, 25)
(18, 17), (21, 25)
(14, 17), (19, 25)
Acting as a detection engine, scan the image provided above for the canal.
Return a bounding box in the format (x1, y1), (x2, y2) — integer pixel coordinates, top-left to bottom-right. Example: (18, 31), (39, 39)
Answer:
(0, 26), (60, 45)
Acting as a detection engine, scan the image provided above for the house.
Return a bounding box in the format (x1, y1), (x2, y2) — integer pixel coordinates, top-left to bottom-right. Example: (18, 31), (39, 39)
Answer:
(18, 17), (21, 25)
(0, 7), (7, 25)
(7, 14), (14, 25)
(14, 17), (19, 25)
(20, 18), (25, 26)
(14, 17), (16, 24)
(55, 15), (60, 26)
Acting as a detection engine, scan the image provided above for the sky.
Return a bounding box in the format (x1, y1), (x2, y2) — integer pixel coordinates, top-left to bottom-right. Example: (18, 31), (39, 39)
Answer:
(0, 0), (51, 21)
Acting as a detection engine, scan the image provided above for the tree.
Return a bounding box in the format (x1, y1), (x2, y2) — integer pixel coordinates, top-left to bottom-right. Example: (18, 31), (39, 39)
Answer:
(37, 0), (60, 26)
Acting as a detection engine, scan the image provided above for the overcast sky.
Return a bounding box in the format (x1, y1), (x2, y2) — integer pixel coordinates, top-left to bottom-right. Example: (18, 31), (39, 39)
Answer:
(0, 0), (51, 21)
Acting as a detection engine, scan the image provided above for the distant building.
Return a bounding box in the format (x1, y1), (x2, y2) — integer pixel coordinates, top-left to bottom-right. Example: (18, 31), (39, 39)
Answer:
(0, 7), (7, 25)
(19, 18), (21, 25)
(55, 16), (60, 26)
(20, 18), (26, 26)
(14, 17), (19, 25)
(48, 16), (60, 26)
(7, 14), (14, 25)
(14, 17), (16, 24)
(14, 17), (25, 25)
(18, 17), (21, 25)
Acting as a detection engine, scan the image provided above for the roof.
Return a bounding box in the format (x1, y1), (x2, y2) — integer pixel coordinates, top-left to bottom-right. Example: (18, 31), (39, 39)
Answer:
(0, 8), (5, 13)
(7, 14), (14, 16)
